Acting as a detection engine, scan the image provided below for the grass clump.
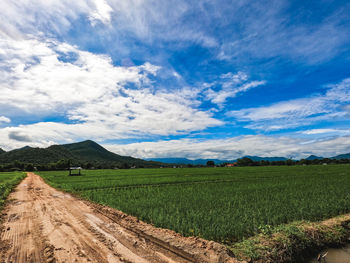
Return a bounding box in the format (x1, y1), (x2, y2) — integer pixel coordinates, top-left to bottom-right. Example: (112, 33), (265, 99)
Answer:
(229, 215), (350, 262)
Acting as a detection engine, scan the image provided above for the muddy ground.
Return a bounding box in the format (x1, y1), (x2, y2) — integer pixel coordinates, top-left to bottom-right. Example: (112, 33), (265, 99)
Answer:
(0, 173), (239, 263)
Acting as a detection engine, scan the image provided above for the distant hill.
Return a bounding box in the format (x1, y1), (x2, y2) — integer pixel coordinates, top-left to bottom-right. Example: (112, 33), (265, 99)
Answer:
(305, 155), (324, 160)
(242, 155), (288, 162)
(147, 156), (287, 165)
(332, 153), (350, 160)
(0, 140), (162, 168)
(304, 153), (350, 160)
(146, 158), (234, 165)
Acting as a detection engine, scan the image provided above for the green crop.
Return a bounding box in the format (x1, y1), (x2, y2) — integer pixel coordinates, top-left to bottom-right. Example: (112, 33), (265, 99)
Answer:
(38, 165), (350, 243)
(0, 172), (26, 211)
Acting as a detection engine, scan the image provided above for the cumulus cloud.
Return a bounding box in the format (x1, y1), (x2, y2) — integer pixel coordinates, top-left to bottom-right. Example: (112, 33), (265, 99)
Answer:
(0, 38), (160, 114)
(228, 78), (350, 131)
(0, 36), (222, 150)
(0, 1), (225, 151)
(105, 135), (350, 160)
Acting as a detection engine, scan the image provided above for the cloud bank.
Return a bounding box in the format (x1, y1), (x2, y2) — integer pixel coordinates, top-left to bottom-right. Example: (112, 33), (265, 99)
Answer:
(0, 37), (221, 150)
(105, 135), (350, 160)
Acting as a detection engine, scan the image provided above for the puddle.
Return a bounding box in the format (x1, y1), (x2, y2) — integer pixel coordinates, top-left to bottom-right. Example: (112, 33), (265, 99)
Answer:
(305, 244), (350, 263)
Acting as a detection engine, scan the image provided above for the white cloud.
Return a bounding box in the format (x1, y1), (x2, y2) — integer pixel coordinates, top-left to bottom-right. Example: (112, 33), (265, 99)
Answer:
(0, 0), (94, 39)
(104, 134), (350, 160)
(0, 0), (218, 48)
(217, 1), (350, 64)
(89, 0), (113, 26)
(228, 78), (350, 131)
(0, 0), (113, 39)
(106, 0), (218, 47)
(204, 72), (266, 107)
(0, 116), (10, 123)
(301, 129), (350, 135)
(0, 38), (151, 113)
(0, 37), (222, 150)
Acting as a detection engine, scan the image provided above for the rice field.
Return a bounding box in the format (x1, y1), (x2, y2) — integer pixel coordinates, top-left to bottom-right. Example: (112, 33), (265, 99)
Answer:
(0, 172), (26, 210)
(38, 165), (350, 243)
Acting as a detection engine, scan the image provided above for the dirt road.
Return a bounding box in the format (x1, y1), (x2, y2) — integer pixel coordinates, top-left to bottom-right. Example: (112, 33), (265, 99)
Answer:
(0, 173), (239, 263)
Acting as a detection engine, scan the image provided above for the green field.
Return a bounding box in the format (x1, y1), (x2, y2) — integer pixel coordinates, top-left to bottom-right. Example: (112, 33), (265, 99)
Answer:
(38, 165), (350, 243)
(0, 172), (26, 210)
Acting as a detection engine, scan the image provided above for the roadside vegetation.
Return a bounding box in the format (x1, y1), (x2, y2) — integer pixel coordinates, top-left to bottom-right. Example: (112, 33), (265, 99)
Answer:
(230, 214), (350, 262)
(38, 165), (350, 244)
(0, 172), (26, 211)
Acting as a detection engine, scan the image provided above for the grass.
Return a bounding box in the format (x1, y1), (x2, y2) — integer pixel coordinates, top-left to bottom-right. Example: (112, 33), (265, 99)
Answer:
(38, 165), (350, 243)
(0, 172), (26, 211)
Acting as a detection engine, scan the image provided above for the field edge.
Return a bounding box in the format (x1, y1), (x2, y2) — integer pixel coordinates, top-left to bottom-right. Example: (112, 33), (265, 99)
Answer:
(0, 172), (26, 215)
(229, 213), (350, 263)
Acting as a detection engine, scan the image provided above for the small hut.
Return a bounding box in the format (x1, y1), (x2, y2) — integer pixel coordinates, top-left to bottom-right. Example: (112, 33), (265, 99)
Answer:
(69, 167), (82, 176)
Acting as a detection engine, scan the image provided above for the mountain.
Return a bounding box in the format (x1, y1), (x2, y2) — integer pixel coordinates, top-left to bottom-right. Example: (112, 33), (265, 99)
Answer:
(305, 155), (324, 160)
(0, 145), (73, 164)
(332, 153), (350, 160)
(242, 156), (288, 161)
(0, 148), (5, 154)
(0, 140), (162, 168)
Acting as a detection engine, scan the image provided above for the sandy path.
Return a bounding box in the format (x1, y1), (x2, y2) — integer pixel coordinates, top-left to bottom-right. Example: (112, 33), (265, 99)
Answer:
(0, 173), (239, 263)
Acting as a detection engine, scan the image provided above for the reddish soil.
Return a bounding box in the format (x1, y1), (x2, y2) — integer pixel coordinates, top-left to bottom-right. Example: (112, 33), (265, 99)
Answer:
(0, 173), (241, 263)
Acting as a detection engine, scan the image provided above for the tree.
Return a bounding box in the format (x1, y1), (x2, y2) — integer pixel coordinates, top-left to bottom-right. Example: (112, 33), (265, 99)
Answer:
(56, 159), (69, 170)
(237, 157), (255, 166)
(286, 159), (294, 166)
(206, 160), (215, 167)
(25, 163), (34, 171)
(121, 163), (130, 169)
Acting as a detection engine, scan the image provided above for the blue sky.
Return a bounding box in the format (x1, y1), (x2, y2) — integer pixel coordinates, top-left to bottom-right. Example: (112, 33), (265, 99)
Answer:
(0, 0), (350, 159)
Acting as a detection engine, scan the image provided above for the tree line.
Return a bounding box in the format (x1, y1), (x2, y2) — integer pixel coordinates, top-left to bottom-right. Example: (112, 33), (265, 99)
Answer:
(1, 157), (349, 172)
(207, 157), (350, 167)
(0, 159), (159, 172)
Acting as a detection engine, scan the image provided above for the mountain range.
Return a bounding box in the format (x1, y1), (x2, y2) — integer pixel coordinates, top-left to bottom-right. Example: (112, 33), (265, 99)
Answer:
(147, 155), (288, 165)
(0, 140), (162, 167)
(147, 153), (350, 164)
(0, 140), (349, 166)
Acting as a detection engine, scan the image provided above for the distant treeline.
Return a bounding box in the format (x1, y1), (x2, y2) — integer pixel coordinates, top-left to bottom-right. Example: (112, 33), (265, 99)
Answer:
(0, 159), (166, 172)
(224, 157), (350, 167)
(1, 157), (350, 172)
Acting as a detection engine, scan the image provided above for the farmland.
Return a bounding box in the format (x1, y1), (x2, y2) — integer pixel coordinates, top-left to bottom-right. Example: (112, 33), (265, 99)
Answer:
(38, 165), (350, 243)
(0, 172), (26, 210)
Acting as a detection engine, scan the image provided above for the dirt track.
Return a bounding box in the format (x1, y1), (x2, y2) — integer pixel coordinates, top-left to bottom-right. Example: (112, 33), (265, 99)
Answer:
(0, 173), (239, 263)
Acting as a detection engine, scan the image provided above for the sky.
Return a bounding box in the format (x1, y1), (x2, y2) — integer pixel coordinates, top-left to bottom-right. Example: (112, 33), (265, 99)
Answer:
(0, 0), (350, 160)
